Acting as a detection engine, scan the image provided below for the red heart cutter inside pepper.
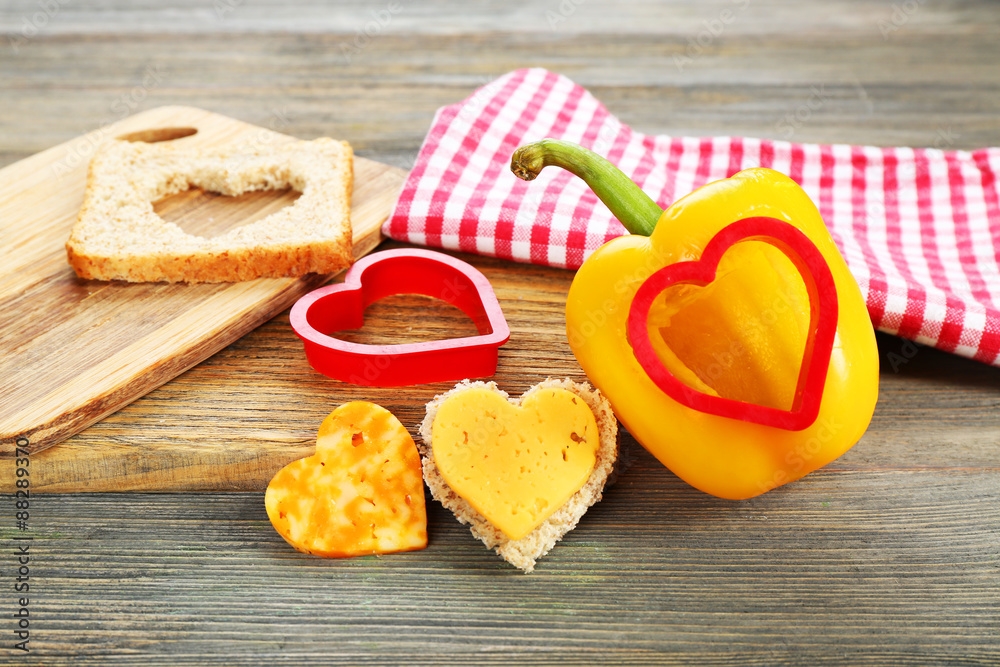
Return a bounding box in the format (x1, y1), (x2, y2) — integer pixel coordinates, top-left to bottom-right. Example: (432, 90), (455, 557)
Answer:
(627, 217), (839, 431)
(290, 248), (510, 387)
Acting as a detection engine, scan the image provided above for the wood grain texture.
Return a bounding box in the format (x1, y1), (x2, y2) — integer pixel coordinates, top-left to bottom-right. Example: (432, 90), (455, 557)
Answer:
(14, 466), (1000, 666)
(10, 242), (1000, 494)
(2, 7), (999, 169)
(0, 106), (406, 455)
(1, 0), (999, 664)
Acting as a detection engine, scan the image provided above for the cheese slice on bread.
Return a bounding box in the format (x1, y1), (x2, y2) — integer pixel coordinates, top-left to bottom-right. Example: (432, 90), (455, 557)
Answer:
(419, 378), (619, 573)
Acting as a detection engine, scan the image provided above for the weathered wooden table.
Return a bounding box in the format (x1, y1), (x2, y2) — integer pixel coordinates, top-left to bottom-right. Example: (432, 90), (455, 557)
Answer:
(2, 1), (998, 664)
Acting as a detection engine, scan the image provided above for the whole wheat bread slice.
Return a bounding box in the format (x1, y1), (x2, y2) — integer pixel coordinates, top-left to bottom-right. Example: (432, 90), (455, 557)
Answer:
(419, 378), (619, 573)
(66, 136), (353, 283)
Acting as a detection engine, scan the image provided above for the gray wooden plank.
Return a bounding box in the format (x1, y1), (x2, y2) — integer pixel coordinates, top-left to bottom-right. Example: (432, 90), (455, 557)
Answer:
(3, 0), (999, 664)
(17, 464), (1000, 665)
(2, 30), (999, 165)
(2, 0), (984, 37)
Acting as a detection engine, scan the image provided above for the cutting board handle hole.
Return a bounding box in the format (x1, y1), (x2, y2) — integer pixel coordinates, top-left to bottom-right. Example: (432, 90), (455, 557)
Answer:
(116, 127), (198, 143)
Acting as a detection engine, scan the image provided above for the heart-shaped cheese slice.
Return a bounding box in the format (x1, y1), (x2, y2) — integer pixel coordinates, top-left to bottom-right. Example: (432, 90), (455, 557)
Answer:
(431, 386), (600, 541)
(265, 401), (427, 558)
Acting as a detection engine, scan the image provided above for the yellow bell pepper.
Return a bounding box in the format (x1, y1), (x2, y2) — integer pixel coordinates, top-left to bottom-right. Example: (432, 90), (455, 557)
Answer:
(511, 140), (879, 500)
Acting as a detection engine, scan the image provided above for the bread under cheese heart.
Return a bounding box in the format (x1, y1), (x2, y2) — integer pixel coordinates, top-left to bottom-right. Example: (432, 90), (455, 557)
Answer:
(265, 401), (427, 558)
(419, 378), (618, 572)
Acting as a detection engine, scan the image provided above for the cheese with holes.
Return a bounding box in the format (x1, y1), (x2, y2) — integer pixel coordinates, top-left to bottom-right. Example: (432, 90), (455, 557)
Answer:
(265, 401), (427, 558)
(431, 387), (599, 540)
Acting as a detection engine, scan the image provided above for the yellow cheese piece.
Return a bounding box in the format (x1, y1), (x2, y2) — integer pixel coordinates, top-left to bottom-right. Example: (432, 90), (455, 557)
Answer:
(265, 401), (427, 558)
(431, 387), (599, 541)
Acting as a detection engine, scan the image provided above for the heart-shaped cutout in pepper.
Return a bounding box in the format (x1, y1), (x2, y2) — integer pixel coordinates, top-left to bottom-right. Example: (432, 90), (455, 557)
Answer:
(265, 401), (427, 558)
(627, 217), (839, 431)
(430, 386), (600, 541)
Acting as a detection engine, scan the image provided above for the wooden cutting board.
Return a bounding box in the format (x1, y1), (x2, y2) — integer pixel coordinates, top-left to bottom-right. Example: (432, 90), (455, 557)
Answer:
(0, 106), (407, 457)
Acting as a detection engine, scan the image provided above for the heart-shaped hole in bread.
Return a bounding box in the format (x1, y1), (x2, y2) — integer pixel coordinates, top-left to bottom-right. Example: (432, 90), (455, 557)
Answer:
(66, 136), (353, 283)
(117, 126), (198, 143)
(154, 187), (303, 240)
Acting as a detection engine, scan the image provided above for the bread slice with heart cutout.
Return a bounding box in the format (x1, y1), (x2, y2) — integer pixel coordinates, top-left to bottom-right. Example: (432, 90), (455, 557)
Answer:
(418, 377), (619, 573)
(65, 136), (353, 283)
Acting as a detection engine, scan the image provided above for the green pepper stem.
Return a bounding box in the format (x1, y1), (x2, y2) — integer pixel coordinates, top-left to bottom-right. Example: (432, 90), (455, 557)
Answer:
(510, 139), (663, 236)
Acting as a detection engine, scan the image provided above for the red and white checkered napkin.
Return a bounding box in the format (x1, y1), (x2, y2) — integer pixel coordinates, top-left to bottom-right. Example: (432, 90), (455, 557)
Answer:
(384, 68), (1000, 367)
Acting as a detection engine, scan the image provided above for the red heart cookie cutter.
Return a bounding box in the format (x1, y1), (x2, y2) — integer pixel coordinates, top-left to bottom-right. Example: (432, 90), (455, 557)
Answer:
(627, 217), (839, 431)
(290, 248), (510, 386)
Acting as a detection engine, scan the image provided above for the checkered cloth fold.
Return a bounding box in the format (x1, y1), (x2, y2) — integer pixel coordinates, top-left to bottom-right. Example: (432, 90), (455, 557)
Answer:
(384, 68), (1000, 367)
